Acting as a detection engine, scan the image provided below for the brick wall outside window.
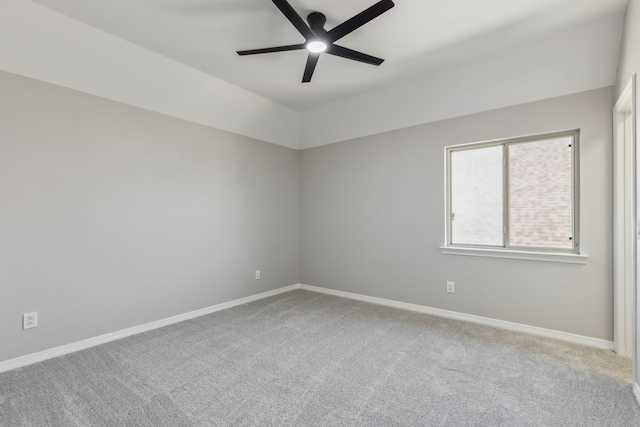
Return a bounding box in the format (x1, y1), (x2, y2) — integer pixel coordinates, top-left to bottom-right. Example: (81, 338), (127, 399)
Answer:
(509, 138), (573, 248)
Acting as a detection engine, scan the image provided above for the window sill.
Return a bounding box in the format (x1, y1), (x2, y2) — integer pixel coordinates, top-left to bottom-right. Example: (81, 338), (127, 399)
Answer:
(439, 246), (588, 264)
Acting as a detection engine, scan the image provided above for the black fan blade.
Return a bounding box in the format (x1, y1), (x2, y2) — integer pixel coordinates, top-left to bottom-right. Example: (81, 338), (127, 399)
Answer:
(272, 0), (316, 40)
(326, 44), (384, 66)
(302, 53), (320, 83)
(326, 0), (394, 43)
(237, 43), (305, 56)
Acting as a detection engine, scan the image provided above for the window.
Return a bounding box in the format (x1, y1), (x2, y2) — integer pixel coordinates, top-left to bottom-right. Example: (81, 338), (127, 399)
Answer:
(443, 130), (582, 261)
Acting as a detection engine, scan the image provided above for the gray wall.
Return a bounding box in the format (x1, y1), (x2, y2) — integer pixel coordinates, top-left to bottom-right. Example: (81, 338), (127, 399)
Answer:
(616, 0), (639, 98)
(0, 71), (620, 363)
(0, 71), (299, 362)
(300, 87), (614, 341)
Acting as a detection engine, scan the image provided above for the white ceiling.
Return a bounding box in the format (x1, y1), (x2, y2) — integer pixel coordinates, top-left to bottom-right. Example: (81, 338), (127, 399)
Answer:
(0, 0), (628, 149)
(29, 0), (628, 112)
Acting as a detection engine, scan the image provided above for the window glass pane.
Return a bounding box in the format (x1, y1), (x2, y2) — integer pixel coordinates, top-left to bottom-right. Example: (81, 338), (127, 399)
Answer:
(451, 145), (503, 246)
(508, 137), (573, 249)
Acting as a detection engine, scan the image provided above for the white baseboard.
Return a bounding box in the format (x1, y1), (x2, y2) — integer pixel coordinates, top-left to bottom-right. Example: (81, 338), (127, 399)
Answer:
(634, 383), (640, 406)
(1, 283), (616, 374)
(298, 284), (615, 351)
(0, 284), (298, 374)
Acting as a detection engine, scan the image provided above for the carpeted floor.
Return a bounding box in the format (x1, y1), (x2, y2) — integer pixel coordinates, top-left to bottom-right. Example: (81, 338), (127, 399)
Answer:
(1, 289), (639, 426)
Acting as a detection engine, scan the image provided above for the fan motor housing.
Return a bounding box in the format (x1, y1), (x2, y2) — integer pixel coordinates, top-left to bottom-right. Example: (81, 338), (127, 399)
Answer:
(307, 12), (327, 33)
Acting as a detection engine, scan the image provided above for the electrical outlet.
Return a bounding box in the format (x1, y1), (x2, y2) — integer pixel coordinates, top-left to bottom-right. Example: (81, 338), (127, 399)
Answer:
(446, 282), (455, 294)
(255, 270), (261, 280)
(23, 312), (38, 329)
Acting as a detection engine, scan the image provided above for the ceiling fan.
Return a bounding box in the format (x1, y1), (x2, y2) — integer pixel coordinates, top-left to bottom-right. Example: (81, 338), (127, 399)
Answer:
(237, 0), (395, 83)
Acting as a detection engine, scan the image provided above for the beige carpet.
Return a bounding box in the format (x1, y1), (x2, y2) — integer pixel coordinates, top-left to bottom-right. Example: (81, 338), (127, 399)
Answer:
(1, 289), (638, 426)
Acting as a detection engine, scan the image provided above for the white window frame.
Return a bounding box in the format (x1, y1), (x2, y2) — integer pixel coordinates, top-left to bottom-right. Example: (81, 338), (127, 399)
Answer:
(440, 130), (588, 264)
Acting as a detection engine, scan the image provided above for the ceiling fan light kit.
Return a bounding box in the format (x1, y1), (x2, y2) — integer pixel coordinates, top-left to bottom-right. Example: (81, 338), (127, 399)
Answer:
(306, 40), (327, 53)
(237, 0), (395, 83)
